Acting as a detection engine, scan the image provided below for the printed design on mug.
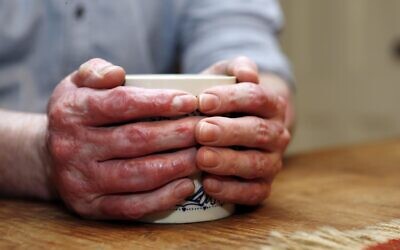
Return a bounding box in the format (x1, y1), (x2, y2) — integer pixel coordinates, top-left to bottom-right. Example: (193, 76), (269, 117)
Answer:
(176, 187), (221, 211)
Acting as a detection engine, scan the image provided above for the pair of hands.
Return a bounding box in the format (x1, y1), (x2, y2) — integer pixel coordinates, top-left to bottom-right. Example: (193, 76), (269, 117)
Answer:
(47, 57), (291, 219)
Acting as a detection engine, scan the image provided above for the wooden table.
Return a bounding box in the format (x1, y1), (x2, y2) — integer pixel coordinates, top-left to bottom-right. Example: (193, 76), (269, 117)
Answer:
(1, 139), (400, 249)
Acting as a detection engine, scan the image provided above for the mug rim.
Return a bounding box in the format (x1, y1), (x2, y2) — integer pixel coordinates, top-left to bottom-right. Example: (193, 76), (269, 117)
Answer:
(125, 74), (236, 81)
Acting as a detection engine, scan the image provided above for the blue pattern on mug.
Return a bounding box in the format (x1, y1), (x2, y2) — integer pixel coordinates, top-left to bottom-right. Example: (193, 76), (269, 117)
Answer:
(176, 187), (222, 212)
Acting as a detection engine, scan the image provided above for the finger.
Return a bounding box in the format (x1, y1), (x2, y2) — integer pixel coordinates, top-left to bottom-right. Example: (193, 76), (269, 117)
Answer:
(91, 148), (198, 194)
(197, 147), (282, 179)
(196, 116), (284, 150)
(93, 178), (195, 220)
(84, 116), (201, 160)
(198, 82), (284, 118)
(203, 176), (271, 205)
(71, 58), (126, 89)
(73, 86), (197, 126)
(277, 129), (291, 154)
(202, 56), (259, 83)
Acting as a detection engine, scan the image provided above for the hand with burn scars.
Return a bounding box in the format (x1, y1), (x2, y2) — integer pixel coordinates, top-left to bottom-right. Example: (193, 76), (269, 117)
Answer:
(46, 58), (201, 219)
(196, 56), (293, 206)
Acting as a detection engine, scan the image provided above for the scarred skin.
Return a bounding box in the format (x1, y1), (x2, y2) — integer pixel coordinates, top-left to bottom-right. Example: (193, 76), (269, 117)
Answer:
(47, 59), (200, 219)
(0, 56), (294, 220)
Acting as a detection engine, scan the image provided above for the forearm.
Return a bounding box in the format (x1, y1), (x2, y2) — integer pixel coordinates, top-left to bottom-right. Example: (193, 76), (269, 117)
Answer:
(259, 73), (295, 130)
(0, 109), (56, 200)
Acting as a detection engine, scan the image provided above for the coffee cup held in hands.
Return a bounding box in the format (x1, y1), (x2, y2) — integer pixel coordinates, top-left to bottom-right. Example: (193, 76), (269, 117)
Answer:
(124, 74), (236, 223)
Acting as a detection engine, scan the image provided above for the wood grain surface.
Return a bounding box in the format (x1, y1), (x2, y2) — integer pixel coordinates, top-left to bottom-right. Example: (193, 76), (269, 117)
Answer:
(1, 139), (400, 249)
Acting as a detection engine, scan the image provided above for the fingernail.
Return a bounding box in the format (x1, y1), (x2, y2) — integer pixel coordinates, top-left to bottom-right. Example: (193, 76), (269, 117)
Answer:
(205, 179), (222, 193)
(172, 95), (197, 113)
(199, 93), (220, 112)
(198, 122), (220, 142)
(78, 61), (93, 78)
(174, 180), (195, 199)
(98, 65), (120, 77)
(201, 149), (219, 168)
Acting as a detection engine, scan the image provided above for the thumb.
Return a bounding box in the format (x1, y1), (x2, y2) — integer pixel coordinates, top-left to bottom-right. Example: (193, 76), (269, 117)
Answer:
(72, 58), (126, 89)
(226, 56), (259, 84)
(202, 56), (259, 83)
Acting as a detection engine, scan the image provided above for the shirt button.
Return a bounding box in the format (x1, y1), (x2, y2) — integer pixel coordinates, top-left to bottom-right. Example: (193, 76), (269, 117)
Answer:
(75, 4), (85, 19)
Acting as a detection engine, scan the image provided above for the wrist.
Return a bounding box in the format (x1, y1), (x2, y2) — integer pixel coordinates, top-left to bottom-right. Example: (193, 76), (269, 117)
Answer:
(33, 114), (58, 200)
(0, 110), (57, 200)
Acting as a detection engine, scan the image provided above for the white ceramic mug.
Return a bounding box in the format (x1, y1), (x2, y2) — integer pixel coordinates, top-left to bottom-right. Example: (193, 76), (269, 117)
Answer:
(124, 74), (236, 223)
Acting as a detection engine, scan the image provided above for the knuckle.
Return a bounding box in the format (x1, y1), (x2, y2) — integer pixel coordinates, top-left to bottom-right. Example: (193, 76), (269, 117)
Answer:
(242, 152), (266, 179)
(174, 118), (198, 141)
(231, 126), (241, 144)
(59, 180), (94, 217)
(85, 93), (99, 111)
(246, 84), (267, 108)
(158, 193), (181, 211)
(234, 55), (253, 65)
(277, 96), (288, 114)
(123, 205), (146, 219)
(245, 86), (281, 116)
(58, 167), (92, 195)
(110, 86), (128, 99)
(77, 62), (94, 81)
(269, 158), (283, 179)
(169, 153), (195, 176)
(49, 92), (84, 126)
(84, 87), (130, 120)
(48, 134), (74, 161)
(255, 154), (270, 178)
(247, 184), (270, 205)
(124, 125), (153, 151)
(254, 120), (285, 148)
(125, 124), (149, 140)
(112, 199), (154, 219)
(278, 129), (291, 150)
(71, 202), (95, 218)
(48, 101), (67, 126)
(154, 153), (195, 183)
(82, 58), (103, 67)
(78, 58), (107, 73)
(105, 87), (130, 112)
(257, 155), (272, 177)
(254, 119), (272, 147)
(88, 57), (106, 64)
(246, 163), (264, 180)
(282, 129), (291, 143)
(212, 60), (229, 73)
(84, 92), (100, 112)
(135, 161), (163, 189)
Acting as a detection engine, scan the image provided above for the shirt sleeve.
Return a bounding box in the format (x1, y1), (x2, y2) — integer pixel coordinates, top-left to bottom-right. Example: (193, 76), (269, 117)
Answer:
(179, 0), (294, 87)
(0, 0), (41, 61)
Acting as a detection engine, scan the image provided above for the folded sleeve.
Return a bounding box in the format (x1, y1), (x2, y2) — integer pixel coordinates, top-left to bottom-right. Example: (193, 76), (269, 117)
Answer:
(179, 0), (294, 87)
